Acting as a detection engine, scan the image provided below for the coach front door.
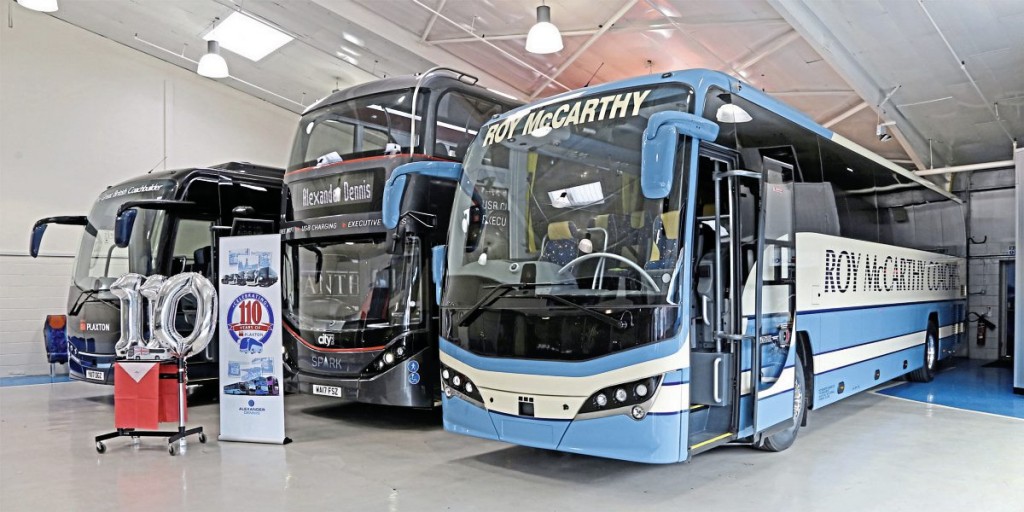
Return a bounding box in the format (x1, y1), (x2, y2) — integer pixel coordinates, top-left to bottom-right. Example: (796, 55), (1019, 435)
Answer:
(751, 157), (797, 434)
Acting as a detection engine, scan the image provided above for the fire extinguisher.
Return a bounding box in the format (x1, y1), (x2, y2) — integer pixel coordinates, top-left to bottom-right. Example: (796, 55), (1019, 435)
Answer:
(970, 312), (996, 346)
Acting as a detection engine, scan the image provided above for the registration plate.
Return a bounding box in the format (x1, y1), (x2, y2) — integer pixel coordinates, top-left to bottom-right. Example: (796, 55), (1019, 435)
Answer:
(85, 369), (104, 381)
(312, 384), (342, 398)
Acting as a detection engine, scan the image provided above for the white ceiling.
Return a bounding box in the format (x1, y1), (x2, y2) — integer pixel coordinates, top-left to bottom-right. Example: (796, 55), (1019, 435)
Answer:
(31, 0), (1024, 171)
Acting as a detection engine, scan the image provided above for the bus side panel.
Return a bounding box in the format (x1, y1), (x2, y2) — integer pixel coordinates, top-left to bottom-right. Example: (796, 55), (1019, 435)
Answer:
(811, 345), (922, 408)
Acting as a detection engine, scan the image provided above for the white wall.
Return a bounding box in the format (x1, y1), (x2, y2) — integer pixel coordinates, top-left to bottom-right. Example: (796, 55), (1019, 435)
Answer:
(0, 5), (299, 377)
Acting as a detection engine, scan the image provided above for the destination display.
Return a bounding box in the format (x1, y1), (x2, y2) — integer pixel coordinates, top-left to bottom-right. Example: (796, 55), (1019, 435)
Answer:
(289, 169), (381, 220)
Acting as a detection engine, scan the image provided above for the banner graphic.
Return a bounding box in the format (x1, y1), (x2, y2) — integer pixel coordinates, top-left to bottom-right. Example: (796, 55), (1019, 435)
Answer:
(218, 234), (286, 444)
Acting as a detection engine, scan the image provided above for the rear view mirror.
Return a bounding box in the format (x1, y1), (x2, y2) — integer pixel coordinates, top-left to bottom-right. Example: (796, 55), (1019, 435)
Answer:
(29, 216), (88, 258)
(114, 208), (138, 248)
(641, 111), (720, 199)
(30, 224), (48, 258)
(463, 188), (486, 253)
(383, 161), (463, 229)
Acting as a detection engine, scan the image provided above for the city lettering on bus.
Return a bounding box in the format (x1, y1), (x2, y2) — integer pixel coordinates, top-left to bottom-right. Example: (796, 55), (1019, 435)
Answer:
(279, 69), (519, 408)
(438, 69), (966, 463)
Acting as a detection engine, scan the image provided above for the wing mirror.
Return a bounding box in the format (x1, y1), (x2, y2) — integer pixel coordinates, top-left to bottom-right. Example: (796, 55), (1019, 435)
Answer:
(640, 111), (720, 199)
(114, 208), (138, 248)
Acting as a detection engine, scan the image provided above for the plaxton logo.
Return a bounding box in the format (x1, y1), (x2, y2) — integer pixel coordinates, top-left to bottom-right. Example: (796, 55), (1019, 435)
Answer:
(79, 321), (111, 332)
(301, 179), (372, 207)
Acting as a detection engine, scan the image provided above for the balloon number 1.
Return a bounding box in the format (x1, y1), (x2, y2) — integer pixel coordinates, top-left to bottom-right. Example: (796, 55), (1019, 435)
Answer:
(110, 272), (218, 360)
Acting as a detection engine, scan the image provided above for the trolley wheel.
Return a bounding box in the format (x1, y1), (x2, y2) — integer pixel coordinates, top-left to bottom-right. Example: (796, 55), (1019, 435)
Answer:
(95, 441), (106, 454)
(198, 432), (207, 444)
(168, 443), (178, 456)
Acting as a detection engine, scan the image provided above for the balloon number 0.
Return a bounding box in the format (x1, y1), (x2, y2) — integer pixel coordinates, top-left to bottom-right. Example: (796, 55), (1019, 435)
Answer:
(110, 272), (218, 360)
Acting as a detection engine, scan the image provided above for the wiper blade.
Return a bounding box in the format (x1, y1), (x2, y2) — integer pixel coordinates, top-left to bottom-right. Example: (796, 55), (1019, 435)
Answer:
(537, 294), (628, 330)
(70, 289), (102, 316)
(455, 282), (556, 327)
(457, 282), (623, 329)
(457, 284), (516, 327)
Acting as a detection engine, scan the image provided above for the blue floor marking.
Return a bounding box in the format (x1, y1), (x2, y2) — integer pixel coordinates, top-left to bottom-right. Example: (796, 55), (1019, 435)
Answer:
(875, 358), (1024, 420)
(0, 375), (71, 387)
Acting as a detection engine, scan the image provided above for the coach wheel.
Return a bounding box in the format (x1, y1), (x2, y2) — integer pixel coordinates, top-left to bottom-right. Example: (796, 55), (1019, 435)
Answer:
(907, 321), (938, 383)
(754, 352), (806, 452)
(95, 441), (106, 454)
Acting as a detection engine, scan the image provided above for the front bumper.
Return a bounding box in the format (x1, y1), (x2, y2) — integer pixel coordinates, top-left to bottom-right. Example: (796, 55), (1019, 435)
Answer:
(68, 349), (115, 385)
(442, 394), (685, 464)
(286, 348), (436, 407)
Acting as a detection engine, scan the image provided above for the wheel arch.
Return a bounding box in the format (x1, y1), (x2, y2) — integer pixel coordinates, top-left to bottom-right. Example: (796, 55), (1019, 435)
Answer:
(795, 330), (814, 416)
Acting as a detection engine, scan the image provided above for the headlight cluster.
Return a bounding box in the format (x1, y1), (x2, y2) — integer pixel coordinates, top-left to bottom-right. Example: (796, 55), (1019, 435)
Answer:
(361, 335), (417, 376)
(440, 364), (483, 403)
(578, 375), (661, 420)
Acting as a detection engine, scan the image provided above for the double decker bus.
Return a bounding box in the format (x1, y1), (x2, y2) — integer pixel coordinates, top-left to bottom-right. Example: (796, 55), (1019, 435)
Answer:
(434, 69), (966, 463)
(281, 69), (519, 407)
(30, 162), (284, 384)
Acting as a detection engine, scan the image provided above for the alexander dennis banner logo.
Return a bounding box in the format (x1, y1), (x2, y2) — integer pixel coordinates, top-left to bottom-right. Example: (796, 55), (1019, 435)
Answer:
(226, 292), (274, 355)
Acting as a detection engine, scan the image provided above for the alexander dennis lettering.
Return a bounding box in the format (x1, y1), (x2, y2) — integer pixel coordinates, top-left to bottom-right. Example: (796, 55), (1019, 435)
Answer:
(301, 180), (372, 207)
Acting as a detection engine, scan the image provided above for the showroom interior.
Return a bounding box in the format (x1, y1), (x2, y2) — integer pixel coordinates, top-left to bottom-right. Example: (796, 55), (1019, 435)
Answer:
(0, 0), (1021, 510)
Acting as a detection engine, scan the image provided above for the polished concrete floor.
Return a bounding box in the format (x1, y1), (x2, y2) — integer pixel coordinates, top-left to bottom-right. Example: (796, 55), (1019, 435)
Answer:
(1, 378), (1021, 512)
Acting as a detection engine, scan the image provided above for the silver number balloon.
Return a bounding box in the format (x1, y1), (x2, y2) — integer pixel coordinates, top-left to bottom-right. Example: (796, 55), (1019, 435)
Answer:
(110, 273), (145, 357)
(139, 274), (166, 349)
(154, 273), (218, 359)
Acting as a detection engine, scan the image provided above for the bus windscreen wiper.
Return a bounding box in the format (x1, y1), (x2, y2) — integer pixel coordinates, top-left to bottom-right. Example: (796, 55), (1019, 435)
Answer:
(69, 288), (118, 316)
(536, 294), (628, 330)
(457, 282), (552, 327)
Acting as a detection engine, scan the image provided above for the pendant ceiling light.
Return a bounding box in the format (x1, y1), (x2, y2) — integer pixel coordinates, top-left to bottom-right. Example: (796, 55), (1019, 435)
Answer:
(197, 40), (229, 78)
(525, 4), (563, 55)
(15, 0), (59, 12)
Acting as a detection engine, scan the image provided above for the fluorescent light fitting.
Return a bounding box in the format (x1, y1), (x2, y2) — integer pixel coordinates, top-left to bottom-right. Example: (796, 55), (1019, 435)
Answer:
(525, 5), (563, 54)
(197, 40), (229, 78)
(342, 32), (365, 47)
(204, 12), (293, 62)
(16, 0), (58, 12)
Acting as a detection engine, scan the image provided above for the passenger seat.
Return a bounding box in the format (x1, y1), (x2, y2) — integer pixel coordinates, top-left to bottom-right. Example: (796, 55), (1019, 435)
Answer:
(539, 221), (580, 266)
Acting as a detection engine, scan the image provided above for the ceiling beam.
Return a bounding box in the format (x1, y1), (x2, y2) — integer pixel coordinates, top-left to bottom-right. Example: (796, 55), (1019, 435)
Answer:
(917, 0), (1014, 144)
(644, 0), (743, 78)
(734, 29), (800, 73)
(769, 89), (855, 97)
(309, 0), (527, 96)
(420, 0), (447, 42)
(768, 0), (946, 169)
(408, 0), (572, 95)
(529, 0), (640, 99)
(424, 17), (785, 45)
(822, 101), (868, 129)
